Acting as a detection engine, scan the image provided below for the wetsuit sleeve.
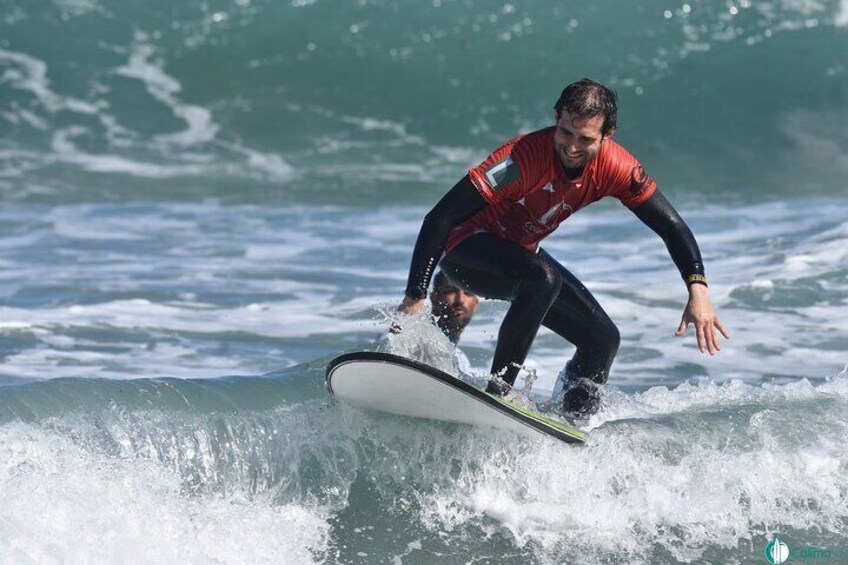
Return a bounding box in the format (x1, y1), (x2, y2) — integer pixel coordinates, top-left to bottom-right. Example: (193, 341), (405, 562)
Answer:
(631, 189), (706, 283)
(404, 175), (487, 299)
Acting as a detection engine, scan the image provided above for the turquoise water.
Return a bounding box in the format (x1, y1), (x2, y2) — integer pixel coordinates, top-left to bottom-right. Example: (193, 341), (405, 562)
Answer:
(1, 1), (847, 563)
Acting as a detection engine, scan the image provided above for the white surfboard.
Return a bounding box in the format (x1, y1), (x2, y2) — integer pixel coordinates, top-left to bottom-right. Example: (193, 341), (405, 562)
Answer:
(326, 351), (586, 445)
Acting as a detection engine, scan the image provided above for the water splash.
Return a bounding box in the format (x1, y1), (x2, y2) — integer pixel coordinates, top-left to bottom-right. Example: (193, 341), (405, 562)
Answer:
(373, 301), (458, 375)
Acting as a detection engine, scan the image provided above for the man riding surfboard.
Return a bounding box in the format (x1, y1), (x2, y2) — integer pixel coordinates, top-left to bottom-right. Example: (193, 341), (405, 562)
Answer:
(398, 79), (729, 416)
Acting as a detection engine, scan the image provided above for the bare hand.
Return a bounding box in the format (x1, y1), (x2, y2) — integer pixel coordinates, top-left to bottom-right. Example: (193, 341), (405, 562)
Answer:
(398, 295), (426, 316)
(391, 296), (426, 334)
(675, 284), (730, 355)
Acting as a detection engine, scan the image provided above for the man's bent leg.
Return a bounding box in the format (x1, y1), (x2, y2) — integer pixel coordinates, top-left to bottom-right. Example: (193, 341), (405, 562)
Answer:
(440, 234), (563, 387)
(536, 250), (620, 414)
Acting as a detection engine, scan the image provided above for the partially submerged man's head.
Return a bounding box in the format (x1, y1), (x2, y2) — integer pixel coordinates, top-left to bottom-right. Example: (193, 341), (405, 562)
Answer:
(430, 271), (479, 342)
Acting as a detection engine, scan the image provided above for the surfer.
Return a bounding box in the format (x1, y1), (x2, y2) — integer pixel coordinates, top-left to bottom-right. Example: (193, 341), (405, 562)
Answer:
(398, 78), (729, 416)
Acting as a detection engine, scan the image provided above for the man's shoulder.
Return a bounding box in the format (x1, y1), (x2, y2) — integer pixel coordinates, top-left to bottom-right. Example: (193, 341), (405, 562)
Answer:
(593, 138), (640, 178)
(504, 126), (555, 174)
(598, 138), (635, 162)
(593, 138), (657, 205)
(513, 126), (555, 152)
(494, 126), (553, 152)
(470, 127), (554, 197)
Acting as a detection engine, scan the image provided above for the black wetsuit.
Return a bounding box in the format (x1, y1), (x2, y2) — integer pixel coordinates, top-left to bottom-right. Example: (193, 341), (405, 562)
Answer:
(405, 174), (704, 409)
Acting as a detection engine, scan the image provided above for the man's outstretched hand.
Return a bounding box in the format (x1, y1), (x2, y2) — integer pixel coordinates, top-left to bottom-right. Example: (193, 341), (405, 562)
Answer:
(675, 284), (730, 355)
(390, 295), (427, 334)
(398, 295), (426, 316)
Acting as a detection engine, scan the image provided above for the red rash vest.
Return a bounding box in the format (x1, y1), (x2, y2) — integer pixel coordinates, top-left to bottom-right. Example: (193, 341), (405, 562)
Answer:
(446, 126), (657, 252)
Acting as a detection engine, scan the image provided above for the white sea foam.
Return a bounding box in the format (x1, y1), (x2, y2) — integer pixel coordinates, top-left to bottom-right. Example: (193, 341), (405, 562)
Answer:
(837, 0), (848, 25)
(0, 422), (330, 564)
(413, 374), (848, 563)
(114, 32), (219, 147)
(0, 295), (372, 337)
(0, 199), (845, 385)
(51, 130), (211, 178)
(52, 0), (102, 18)
(0, 39), (293, 190)
(0, 48), (100, 115)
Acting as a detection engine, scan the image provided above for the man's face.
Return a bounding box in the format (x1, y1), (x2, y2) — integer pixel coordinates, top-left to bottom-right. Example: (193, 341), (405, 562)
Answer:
(431, 282), (479, 333)
(553, 111), (610, 169)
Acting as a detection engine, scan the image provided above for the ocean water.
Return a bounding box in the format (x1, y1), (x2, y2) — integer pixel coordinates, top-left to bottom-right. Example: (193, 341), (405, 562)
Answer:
(1, 0), (847, 563)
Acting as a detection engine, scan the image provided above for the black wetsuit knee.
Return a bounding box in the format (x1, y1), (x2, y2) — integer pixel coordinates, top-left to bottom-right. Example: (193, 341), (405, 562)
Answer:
(594, 318), (621, 362)
(518, 256), (563, 306)
(491, 257), (563, 385)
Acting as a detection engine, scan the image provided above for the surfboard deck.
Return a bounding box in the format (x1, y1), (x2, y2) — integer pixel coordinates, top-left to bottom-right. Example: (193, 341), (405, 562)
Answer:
(325, 351), (586, 445)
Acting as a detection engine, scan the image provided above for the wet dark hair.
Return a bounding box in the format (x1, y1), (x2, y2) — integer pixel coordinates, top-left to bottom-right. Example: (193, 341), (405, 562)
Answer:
(432, 270), (476, 297)
(432, 270), (449, 291)
(554, 78), (618, 137)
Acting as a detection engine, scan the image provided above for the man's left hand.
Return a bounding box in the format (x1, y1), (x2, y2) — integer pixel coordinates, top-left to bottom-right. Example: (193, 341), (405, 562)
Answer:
(675, 284), (730, 355)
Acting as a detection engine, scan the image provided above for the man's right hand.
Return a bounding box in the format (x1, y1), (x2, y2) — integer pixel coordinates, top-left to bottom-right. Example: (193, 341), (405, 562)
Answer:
(398, 295), (426, 316)
(391, 296), (426, 334)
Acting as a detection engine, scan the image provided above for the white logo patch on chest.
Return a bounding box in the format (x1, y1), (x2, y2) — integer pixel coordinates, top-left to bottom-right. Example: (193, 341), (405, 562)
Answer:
(538, 202), (574, 226)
